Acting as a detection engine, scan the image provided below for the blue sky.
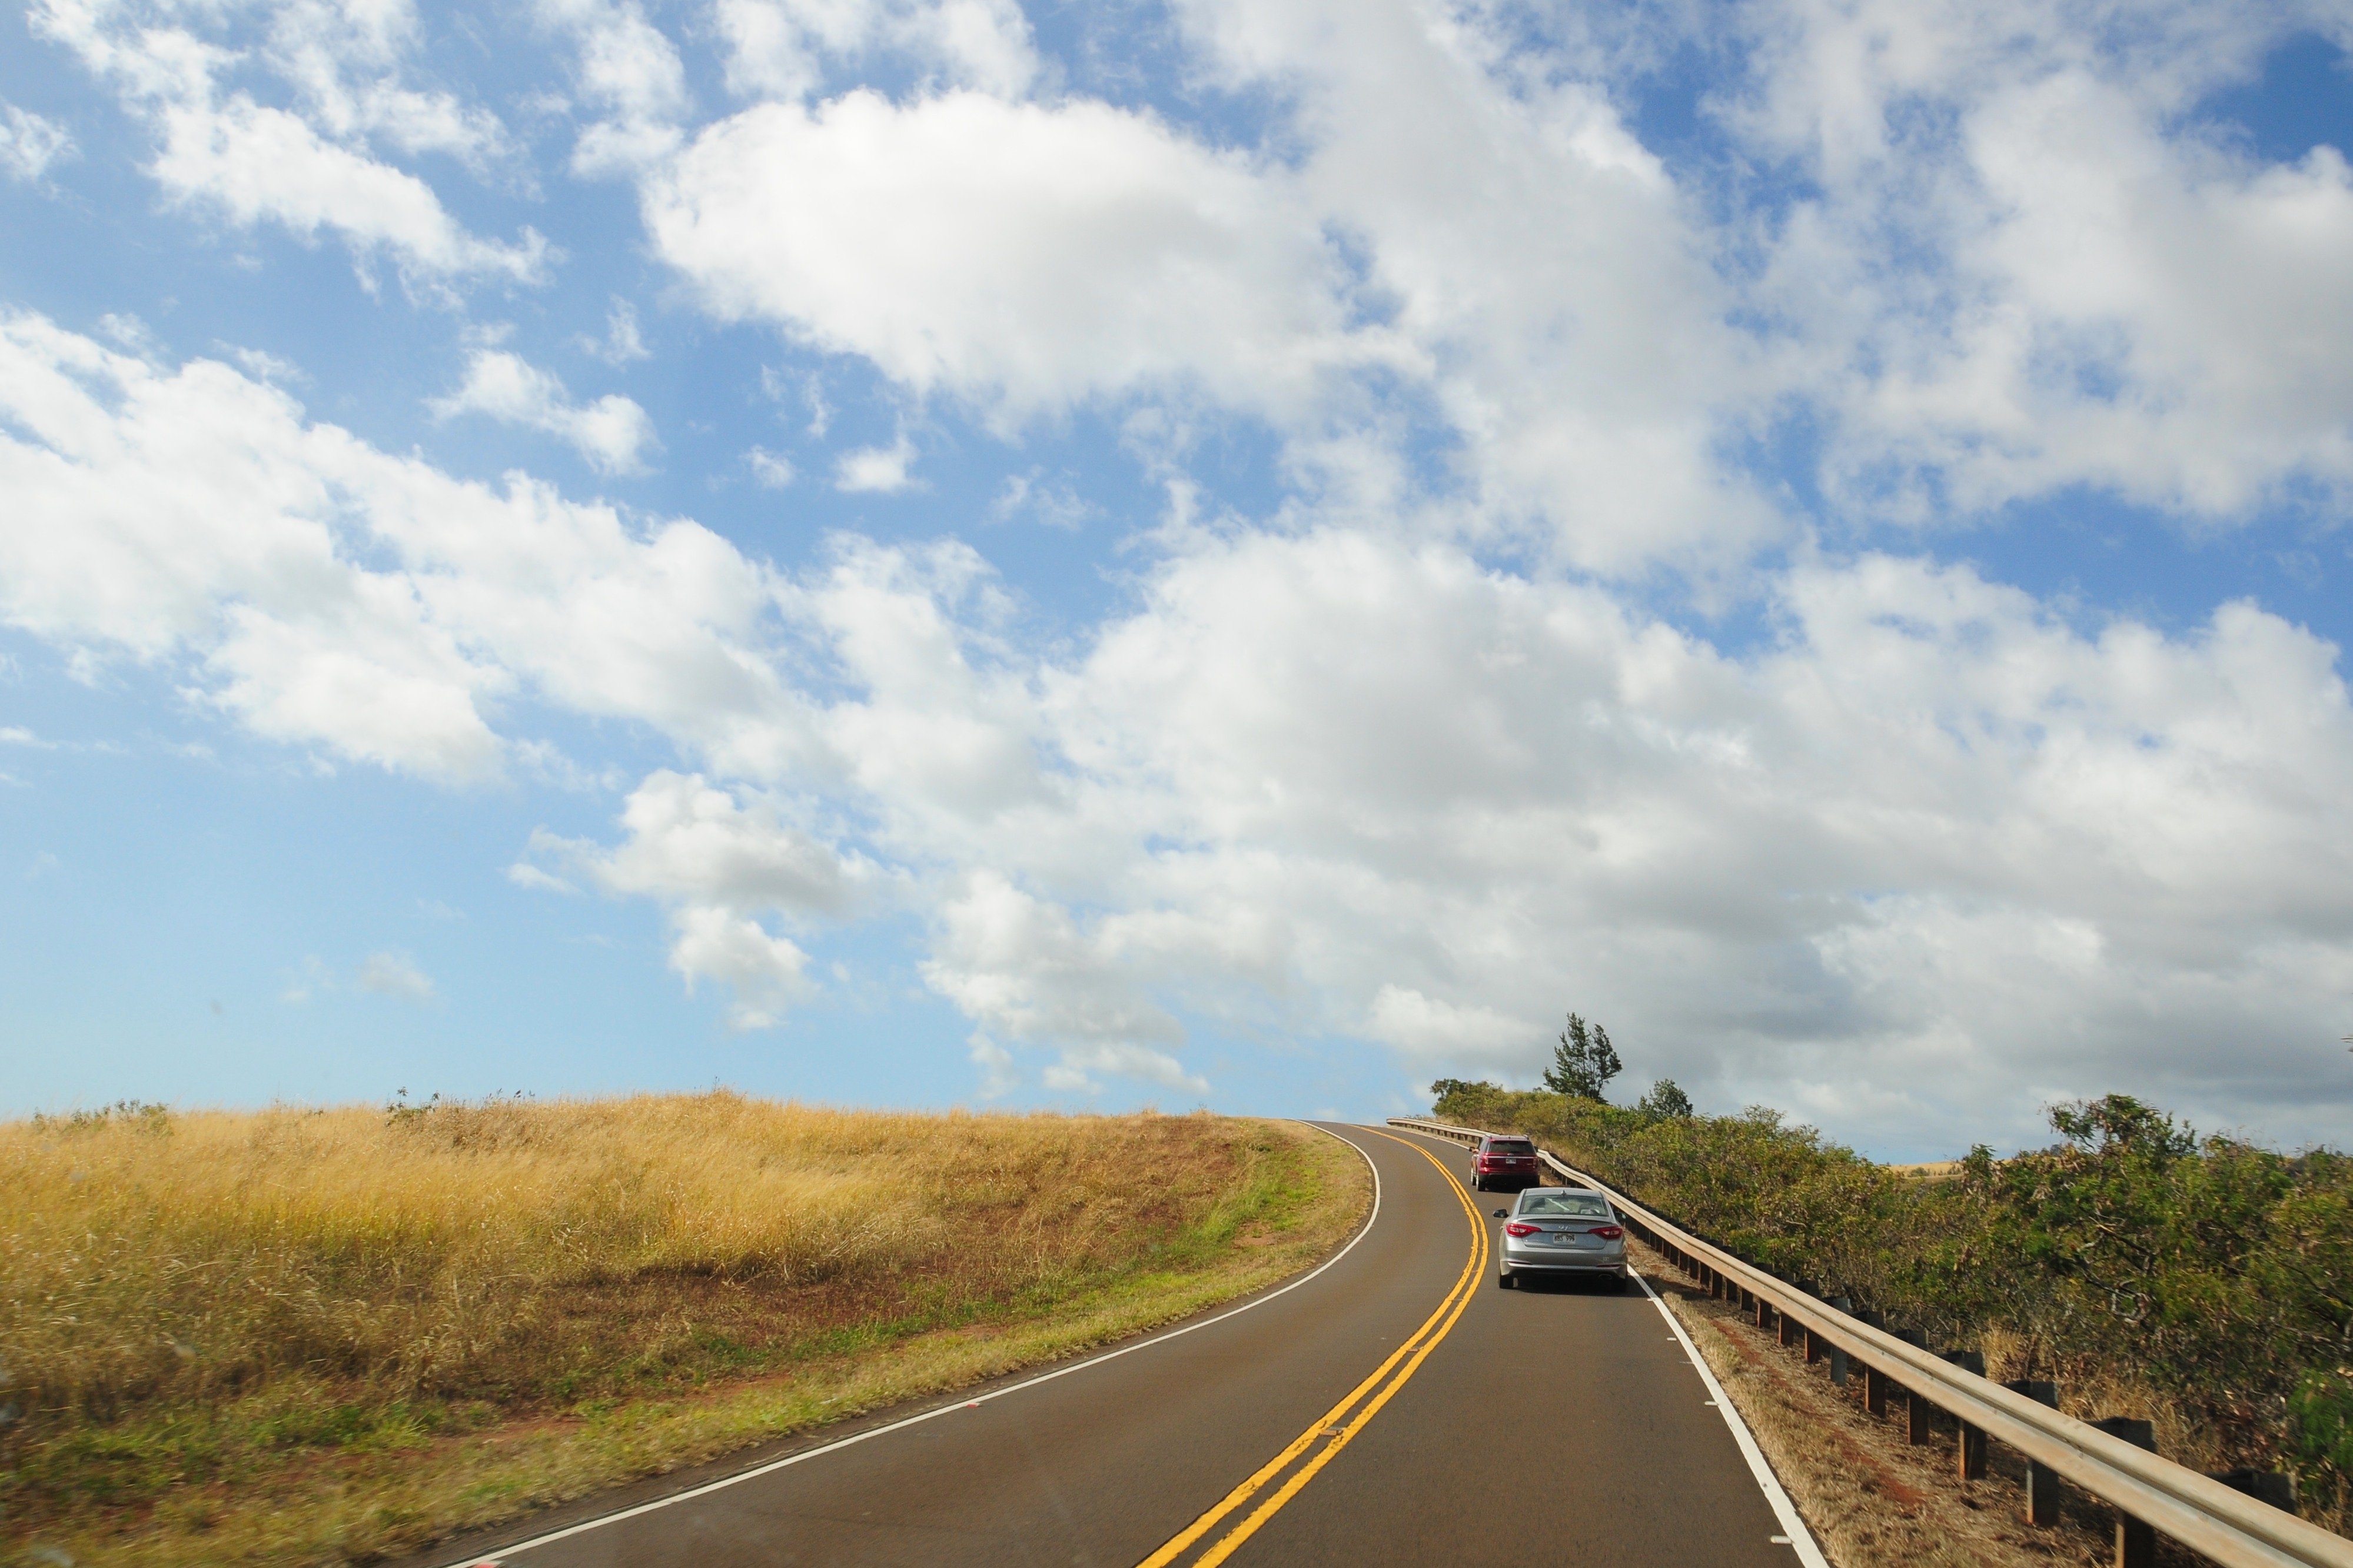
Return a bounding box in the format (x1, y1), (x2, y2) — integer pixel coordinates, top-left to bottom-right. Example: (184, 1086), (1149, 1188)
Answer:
(3, 0), (2351, 1159)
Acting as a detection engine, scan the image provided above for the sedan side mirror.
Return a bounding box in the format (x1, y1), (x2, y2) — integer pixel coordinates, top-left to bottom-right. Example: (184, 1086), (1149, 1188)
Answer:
(1491, 1209), (1508, 1218)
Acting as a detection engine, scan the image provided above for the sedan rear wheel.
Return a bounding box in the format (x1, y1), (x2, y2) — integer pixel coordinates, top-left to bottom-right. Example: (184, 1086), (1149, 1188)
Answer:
(1497, 1271), (1514, 1289)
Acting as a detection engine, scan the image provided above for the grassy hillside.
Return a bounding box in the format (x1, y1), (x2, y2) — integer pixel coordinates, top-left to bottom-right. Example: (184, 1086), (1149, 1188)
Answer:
(2, 1093), (1368, 1566)
(1430, 1082), (2352, 1533)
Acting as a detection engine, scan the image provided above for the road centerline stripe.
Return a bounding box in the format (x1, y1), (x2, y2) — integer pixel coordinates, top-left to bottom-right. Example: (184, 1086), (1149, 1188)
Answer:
(427, 1121), (1382, 1568)
(1132, 1130), (1485, 1568)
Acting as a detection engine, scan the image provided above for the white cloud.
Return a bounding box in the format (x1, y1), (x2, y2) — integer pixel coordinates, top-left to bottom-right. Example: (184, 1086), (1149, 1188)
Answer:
(357, 948), (435, 1001)
(713, 0), (1038, 102)
(1042, 1042), (1209, 1096)
(920, 870), (1188, 1056)
(991, 470), (1095, 530)
(6, 302), (2351, 1145)
(1720, 0), (2353, 520)
(552, 770), (863, 916)
(506, 861), (576, 893)
(538, 0), (689, 174)
(644, 89), (1394, 427)
(432, 348), (659, 475)
(780, 527), (2353, 1150)
(514, 771), (868, 1027)
(636, 0), (2353, 570)
(833, 430), (918, 493)
(1364, 986), (1533, 1067)
(0, 311), (803, 784)
(1, 102), (74, 182)
(579, 298), (650, 364)
(747, 446), (795, 487)
(31, 0), (545, 287)
(666, 903), (814, 1028)
(8, 0), (2353, 1154)
(255, 0), (517, 170)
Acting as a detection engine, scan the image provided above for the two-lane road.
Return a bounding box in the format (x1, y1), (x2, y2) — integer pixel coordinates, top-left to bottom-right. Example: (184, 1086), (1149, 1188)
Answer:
(421, 1125), (1813, 1567)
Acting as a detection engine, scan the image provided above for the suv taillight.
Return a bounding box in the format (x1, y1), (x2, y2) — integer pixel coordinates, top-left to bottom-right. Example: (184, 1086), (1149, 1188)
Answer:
(1591, 1226), (1623, 1240)
(1504, 1221), (1540, 1237)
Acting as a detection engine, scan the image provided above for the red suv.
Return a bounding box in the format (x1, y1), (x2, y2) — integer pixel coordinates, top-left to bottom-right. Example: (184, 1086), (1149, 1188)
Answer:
(1471, 1134), (1541, 1191)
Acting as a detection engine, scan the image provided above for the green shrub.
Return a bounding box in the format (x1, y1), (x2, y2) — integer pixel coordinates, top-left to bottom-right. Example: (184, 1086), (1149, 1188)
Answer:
(1431, 1083), (2353, 1515)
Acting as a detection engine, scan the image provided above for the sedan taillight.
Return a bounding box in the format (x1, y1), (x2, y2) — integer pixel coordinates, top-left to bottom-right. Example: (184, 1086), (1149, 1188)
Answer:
(1504, 1221), (1541, 1237)
(1591, 1226), (1623, 1240)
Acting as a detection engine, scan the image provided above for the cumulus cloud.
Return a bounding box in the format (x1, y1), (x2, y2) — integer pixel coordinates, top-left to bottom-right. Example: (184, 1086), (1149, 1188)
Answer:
(832, 528), (2353, 1147)
(538, 0), (690, 174)
(0, 311), (802, 784)
(1042, 1043), (1209, 1097)
(551, 770), (863, 915)
(632, 0), (2353, 568)
(747, 447), (795, 487)
(1, 102), (74, 182)
(579, 298), (650, 364)
(12, 0), (2353, 1146)
(713, 0), (1038, 102)
(29, 0), (544, 287)
(644, 89), (1395, 426)
(357, 948), (435, 1001)
(432, 348), (659, 475)
(1364, 986), (1534, 1068)
(514, 771), (868, 1026)
(833, 430), (918, 493)
(666, 904), (814, 1028)
(1719, 0), (2353, 520)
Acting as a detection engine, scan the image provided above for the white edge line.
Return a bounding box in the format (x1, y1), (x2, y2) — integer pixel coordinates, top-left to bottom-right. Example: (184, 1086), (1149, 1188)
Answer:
(434, 1121), (1384, 1567)
(1376, 1127), (1830, 1567)
(1636, 1268), (1834, 1568)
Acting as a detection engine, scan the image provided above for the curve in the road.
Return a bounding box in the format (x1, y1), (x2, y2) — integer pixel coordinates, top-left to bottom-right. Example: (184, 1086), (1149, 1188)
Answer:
(1135, 1130), (1485, 1568)
(412, 1122), (1821, 1568)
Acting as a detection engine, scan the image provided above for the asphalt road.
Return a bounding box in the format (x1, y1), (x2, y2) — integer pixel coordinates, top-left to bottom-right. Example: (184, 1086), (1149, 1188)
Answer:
(426, 1124), (1807, 1568)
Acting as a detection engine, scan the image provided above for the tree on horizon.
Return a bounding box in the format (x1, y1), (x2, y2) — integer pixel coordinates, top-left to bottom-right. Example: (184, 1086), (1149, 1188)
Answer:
(1543, 1013), (1622, 1101)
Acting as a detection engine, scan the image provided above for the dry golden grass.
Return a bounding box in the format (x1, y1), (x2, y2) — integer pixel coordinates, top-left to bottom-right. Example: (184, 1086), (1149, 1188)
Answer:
(1, 1094), (1367, 1567)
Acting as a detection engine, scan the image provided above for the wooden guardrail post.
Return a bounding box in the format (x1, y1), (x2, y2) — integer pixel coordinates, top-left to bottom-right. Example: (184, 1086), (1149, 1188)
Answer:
(1858, 1312), (1889, 1417)
(1890, 1330), (1930, 1442)
(2004, 1380), (2062, 1524)
(2092, 1419), (2158, 1568)
(1828, 1299), (1852, 1387)
(1945, 1351), (1988, 1479)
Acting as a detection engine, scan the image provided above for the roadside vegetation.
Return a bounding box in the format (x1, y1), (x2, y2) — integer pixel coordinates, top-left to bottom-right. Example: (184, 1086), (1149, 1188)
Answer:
(1430, 1079), (2352, 1533)
(2, 1093), (1368, 1567)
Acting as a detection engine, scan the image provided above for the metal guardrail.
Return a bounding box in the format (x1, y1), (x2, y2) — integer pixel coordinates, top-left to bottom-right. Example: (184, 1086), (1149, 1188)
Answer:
(1388, 1116), (2353, 1568)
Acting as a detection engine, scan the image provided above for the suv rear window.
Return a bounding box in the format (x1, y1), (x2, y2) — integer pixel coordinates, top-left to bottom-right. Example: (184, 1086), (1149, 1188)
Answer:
(1490, 1138), (1534, 1153)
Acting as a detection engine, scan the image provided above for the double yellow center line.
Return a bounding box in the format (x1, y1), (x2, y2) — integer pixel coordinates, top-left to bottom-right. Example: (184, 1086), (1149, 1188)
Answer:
(1133, 1131), (1487, 1568)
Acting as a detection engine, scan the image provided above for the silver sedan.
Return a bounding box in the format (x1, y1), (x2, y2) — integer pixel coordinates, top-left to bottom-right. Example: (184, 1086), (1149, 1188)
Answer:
(1493, 1187), (1627, 1290)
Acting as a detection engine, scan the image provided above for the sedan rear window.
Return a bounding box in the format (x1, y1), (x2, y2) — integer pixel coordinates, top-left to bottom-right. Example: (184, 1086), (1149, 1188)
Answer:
(1520, 1193), (1610, 1217)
